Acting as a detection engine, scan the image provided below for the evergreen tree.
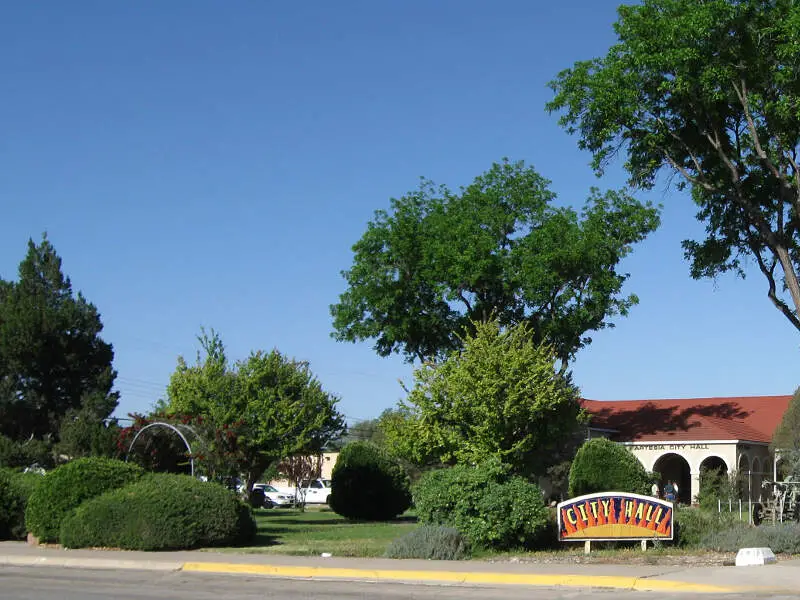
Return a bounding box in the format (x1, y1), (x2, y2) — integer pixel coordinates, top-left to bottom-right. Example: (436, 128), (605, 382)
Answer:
(0, 235), (118, 441)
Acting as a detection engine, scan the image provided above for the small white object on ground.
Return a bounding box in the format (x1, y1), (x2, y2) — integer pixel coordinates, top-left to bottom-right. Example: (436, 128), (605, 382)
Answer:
(735, 547), (777, 566)
(320, 552), (332, 558)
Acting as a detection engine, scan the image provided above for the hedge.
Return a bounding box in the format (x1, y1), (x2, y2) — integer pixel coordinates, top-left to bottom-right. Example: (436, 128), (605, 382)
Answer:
(568, 438), (651, 497)
(329, 441), (411, 521)
(25, 457), (144, 542)
(413, 458), (550, 550)
(60, 473), (255, 550)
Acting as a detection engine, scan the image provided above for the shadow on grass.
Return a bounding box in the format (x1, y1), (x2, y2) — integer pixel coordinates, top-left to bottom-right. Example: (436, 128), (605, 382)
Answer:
(264, 517), (344, 526)
(249, 532), (281, 547)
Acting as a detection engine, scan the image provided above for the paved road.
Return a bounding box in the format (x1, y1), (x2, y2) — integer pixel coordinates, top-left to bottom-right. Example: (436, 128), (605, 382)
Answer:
(2, 566), (799, 600)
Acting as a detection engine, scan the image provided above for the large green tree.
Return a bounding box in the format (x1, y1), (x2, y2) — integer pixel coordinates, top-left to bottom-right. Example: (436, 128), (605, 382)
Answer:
(331, 160), (659, 370)
(165, 330), (346, 491)
(548, 0), (800, 332)
(772, 386), (800, 477)
(381, 319), (584, 478)
(0, 235), (118, 441)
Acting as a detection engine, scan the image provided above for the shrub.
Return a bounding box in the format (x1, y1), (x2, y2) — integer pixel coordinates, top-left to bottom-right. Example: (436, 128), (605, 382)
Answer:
(413, 458), (550, 550)
(0, 469), (45, 540)
(673, 507), (740, 548)
(702, 522), (800, 554)
(695, 467), (737, 512)
(59, 473), (255, 550)
(385, 525), (471, 560)
(25, 457), (144, 542)
(568, 438), (650, 497)
(329, 441), (411, 521)
(0, 469), (25, 540)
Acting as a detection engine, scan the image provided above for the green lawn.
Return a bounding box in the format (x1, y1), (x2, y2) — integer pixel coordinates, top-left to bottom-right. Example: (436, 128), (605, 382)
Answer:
(214, 506), (419, 557)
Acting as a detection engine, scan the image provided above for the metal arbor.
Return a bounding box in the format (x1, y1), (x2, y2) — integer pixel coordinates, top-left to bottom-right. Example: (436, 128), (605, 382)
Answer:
(125, 422), (203, 478)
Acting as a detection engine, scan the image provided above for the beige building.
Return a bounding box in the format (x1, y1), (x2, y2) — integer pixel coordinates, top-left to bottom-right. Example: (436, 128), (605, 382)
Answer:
(269, 451), (339, 488)
(583, 395), (791, 505)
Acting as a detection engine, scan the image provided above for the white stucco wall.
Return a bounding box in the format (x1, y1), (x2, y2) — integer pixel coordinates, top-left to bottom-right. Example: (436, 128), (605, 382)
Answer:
(624, 440), (772, 504)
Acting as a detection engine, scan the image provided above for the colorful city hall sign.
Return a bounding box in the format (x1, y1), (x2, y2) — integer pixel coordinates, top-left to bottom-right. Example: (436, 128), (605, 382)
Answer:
(557, 492), (674, 541)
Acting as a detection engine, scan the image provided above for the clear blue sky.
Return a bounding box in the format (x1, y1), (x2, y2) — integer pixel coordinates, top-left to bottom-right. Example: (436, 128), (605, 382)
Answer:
(2, 1), (798, 428)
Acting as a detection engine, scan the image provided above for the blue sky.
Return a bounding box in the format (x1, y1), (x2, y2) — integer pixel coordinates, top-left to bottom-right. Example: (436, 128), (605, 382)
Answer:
(2, 1), (798, 428)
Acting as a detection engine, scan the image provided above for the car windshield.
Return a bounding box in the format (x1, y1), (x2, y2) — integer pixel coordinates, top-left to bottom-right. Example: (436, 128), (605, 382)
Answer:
(322, 479), (332, 488)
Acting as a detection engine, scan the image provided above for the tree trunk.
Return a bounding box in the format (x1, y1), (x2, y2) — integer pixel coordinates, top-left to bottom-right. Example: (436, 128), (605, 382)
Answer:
(775, 246), (800, 330)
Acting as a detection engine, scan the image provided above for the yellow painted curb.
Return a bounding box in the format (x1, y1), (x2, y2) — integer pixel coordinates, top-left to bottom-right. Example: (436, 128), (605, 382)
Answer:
(181, 562), (736, 593)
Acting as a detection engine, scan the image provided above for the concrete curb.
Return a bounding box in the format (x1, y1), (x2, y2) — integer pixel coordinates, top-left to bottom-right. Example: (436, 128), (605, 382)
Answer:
(180, 561), (737, 593)
(0, 555), (183, 572)
(1, 553), (793, 594)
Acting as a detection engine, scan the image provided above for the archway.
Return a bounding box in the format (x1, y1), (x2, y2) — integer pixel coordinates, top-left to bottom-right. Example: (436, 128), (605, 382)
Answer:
(699, 456), (728, 475)
(698, 455), (731, 506)
(653, 453), (691, 504)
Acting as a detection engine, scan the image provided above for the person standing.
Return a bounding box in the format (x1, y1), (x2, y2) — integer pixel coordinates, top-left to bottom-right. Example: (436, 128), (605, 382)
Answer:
(664, 480), (675, 502)
(651, 481), (660, 498)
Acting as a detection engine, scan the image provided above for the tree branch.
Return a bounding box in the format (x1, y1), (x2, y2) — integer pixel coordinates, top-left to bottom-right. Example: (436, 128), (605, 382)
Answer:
(749, 240), (800, 330)
(662, 152), (715, 192)
(656, 116), (714, 190)
(733, 79), (792, 192)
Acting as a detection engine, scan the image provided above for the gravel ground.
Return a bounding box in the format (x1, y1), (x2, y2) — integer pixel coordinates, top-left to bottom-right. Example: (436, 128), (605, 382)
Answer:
(491, 551), (739, 566)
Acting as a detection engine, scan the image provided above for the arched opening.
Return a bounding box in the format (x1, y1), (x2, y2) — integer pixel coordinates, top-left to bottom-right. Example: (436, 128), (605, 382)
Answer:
(698, 456), (731, 507)
(700, 456), (728, 474)
(653, 453), (691, 504)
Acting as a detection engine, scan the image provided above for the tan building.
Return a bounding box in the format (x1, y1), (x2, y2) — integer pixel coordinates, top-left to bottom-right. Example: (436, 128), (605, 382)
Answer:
(269, 451), (339, 489)
(583, 395), (792, 505)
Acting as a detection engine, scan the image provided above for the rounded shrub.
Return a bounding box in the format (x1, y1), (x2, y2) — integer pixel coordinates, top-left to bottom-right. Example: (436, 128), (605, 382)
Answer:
(59, 473), (256, 550)
(25, 457), (144, 542)
(385, 525), (470, 560)
(568, 438), (650, 497)
(412, 458), (550, 550)
(329, 441), (411, 521)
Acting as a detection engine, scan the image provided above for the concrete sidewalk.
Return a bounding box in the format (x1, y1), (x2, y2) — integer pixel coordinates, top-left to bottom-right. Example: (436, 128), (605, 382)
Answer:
(0, 541), (797, 594)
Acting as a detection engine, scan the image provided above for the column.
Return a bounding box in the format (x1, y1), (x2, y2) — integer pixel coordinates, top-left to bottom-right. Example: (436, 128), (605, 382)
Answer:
(690, 469), (700, 506)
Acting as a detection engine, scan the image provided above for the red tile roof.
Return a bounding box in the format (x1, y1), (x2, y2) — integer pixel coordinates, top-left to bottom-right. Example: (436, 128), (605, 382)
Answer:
(582, 395), (792, 444)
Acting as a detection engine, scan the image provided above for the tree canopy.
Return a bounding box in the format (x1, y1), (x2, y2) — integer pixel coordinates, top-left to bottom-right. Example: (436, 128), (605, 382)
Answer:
(164, 330), (346, 490)
(0, 235), (118, 441)
(548, 0), (800, 332)
(772, 386), (800, 477)
(381, 319), (584, 478)
(331, 160), (660, 370)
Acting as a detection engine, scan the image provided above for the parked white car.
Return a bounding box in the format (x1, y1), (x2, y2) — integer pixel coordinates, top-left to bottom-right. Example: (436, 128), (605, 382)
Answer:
(277, 478), (332, 504)
(252, 483), (296, 508)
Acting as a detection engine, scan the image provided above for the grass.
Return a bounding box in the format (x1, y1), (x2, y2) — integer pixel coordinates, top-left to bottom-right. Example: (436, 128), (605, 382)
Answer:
(213, 506), (419, 557)
(206, 505), (758, 560)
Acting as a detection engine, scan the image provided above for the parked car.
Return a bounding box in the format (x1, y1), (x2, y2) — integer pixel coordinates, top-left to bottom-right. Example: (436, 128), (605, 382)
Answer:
(299, 478), (332, 504)
(276, 478), (332, 504)
(252, 483), (296, 508)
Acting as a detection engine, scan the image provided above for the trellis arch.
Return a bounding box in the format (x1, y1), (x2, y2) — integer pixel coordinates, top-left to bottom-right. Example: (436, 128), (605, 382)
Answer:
(126, 422), (203, 477)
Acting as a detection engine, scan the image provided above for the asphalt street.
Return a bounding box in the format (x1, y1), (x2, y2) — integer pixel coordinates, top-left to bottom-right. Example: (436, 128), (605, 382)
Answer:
(2, 566), (799, 600)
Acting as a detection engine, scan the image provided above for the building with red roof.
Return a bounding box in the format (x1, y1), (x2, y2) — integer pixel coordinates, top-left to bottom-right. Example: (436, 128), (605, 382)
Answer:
(581, 395), (792, 506)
